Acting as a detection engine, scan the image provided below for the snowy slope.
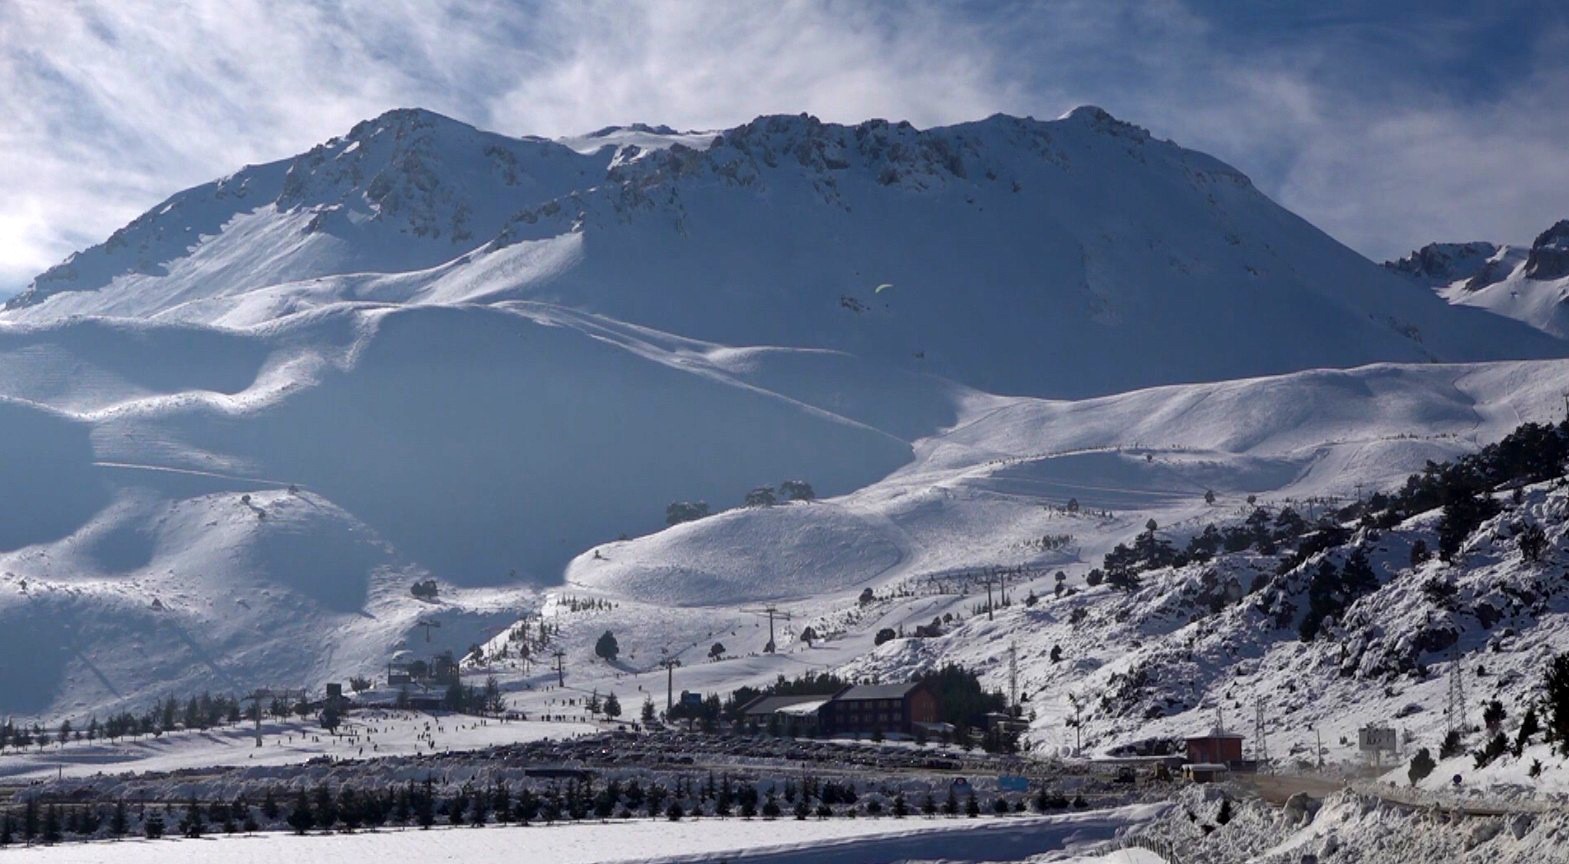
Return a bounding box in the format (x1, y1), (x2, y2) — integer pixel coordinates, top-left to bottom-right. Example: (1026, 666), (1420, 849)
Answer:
(4, 105), (1567, 737)
(0, 302), (918, 719)
(474, 358), (1569, 776)
(6, 109), (617, 319)
(1388, 220), (1569, 339)
(7, 108), (1562, 398)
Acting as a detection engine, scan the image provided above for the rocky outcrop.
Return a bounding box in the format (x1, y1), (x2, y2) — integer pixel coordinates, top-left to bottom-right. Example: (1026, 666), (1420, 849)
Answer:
(1383, 241), (1500, 288)
(1523, 220), (1569, 280)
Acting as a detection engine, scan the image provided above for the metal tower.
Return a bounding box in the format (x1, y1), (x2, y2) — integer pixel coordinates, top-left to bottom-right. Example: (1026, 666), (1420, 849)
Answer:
(1445, 643), (1467, 733)
(1008, 640), (1019, 712)
(1254, 699), (1269, 767)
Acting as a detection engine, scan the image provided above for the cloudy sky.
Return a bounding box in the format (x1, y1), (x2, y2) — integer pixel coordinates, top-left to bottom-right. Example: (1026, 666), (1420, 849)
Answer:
(3, 0), (1568, 294)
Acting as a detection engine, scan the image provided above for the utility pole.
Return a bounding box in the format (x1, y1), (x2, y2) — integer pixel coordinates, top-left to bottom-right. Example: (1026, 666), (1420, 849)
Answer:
(552, 648), (566, 687)
(740, 605), (793, 654)
(659, 655), (682, 713)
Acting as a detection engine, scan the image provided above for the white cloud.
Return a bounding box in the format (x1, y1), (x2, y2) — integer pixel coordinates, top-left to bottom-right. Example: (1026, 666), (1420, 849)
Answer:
(486, 0), (1020, 135)
(0, 0), (1015, 293)
(1, 0), (1566, 293)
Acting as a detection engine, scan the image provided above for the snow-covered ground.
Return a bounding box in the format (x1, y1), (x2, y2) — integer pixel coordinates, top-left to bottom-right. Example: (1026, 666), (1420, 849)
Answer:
(0, 104), (1566, 864)
(0, 710), (593, 783)
(1387, 223), (1569, 339)
(2, 805), (1167, 864)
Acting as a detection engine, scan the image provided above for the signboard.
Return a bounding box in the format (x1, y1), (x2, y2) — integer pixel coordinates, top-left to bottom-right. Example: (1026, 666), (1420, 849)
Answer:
(1358, 726), (1397, 753)
(997, 775), (1030, 793)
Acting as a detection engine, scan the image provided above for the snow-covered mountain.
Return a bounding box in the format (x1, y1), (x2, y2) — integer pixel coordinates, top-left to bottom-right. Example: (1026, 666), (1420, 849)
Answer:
(3, 106), (1567, 725)
(1387, 220), (1569, 339)
(8, 107), (1561, 397)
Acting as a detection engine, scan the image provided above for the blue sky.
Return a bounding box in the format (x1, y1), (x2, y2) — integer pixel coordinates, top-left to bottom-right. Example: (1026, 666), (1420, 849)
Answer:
(3, 0), (1567, 293)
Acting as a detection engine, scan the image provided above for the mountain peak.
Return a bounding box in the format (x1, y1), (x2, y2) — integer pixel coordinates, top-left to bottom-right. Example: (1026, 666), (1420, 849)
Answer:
(1525, 219), (1569, 280)
(1383, 241), (1503, 289)
(1056, 104), (1149, 138)
(347, 107), (475, 136)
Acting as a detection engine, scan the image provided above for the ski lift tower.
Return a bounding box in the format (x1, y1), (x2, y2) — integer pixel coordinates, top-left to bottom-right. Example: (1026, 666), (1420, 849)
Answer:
(740, 605), (793, 654)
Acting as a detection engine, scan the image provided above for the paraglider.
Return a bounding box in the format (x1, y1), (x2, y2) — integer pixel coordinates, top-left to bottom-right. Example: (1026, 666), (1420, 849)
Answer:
(874, 283), (894, 294)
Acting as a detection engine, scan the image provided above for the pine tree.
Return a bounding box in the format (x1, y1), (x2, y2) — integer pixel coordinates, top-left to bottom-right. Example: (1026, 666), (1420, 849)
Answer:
(23, 798), (37, 844)
(179, 797), (204, 838)
(261, 788), (280, 820)
(286, 790), (315, 835)
(42, 805), (61, 845)
(1547, 652), (1569, 758)
(339, 788), (362, 831)
(594, 631), (620, 662)
(468, 787), (488, 827)
(1515, 706), (1541, 757)
(143, 811), (165, 839)
(0, 813), (11, 846)
(415, 785), (436, 830)
(313, 784), (338, 831)
(793, 798), (809, 820)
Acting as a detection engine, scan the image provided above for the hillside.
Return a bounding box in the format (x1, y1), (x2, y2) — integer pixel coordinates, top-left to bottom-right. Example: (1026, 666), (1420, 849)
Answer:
(7, 108), (1562, 398)
(2, 106), (1567, 727)
(1387, 220), (1569, 339)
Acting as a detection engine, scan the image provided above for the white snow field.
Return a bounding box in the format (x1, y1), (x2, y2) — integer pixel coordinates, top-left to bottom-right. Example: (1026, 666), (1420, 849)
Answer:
(0, 710), (593, 784)
(1387, 222), (1569, 339)
(6, 805), (1167, 864)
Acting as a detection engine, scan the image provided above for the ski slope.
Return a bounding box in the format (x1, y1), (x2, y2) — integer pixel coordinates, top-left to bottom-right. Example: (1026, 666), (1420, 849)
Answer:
(0, 105), (1564, 736)
(0, 710), (593, 784)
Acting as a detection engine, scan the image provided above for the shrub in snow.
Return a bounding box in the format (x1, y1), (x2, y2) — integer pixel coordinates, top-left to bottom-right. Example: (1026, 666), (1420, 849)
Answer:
(745, 486), (778, 508)
(779, 480), (815, 502)
(1408, 747), (1435, 785)
(665, 500), (710, 526)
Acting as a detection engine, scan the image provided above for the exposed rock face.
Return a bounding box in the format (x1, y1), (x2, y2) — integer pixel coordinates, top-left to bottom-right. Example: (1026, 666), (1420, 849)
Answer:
(1383, 241), (1501, 288)
(1524, 220), (1569, 281)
